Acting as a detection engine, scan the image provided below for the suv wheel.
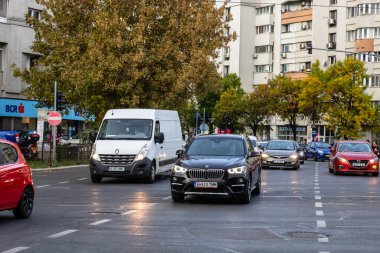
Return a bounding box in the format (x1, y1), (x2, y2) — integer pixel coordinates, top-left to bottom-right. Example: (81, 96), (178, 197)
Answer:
(252, 175), (261, 195)
(172, 192), (184, 202)
(239, 178), (251, 204)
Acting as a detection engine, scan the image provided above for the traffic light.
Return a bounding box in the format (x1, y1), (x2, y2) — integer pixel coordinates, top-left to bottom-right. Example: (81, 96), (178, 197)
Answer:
(56, 92), (67, 111)
(307, 42), (312, 54)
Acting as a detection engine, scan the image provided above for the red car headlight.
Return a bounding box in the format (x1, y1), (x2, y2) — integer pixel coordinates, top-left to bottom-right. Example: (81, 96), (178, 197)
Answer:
(369, 158), (379, 164)
(337, 157), (348, 163)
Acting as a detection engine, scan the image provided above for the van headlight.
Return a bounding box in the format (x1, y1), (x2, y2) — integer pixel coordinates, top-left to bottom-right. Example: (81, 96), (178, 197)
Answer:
(134, 144), (149, 161)
(228, 166), (247, 174)
(172, 165), (187, 173)
(91, 144), (101, 161)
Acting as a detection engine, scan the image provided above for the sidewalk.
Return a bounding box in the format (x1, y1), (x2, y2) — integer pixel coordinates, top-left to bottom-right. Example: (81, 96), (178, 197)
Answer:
(32, 164), (89, 171)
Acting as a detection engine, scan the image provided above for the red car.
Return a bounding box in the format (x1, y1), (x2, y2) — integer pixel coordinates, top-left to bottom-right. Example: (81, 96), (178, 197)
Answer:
(0, 139), (34, 218)
(329, 140), (379, 177)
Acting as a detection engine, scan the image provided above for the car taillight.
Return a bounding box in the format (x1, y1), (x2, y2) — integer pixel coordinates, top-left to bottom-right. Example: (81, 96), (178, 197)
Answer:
(15, 133), (19, 143)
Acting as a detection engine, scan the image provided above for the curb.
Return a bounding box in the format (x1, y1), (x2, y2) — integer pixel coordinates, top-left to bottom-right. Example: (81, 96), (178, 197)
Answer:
(32, 164), (89, 171)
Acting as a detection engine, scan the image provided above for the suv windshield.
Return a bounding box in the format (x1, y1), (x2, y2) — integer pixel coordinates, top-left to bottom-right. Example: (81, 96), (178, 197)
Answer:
(187, 138), (245, 156)
(98, 119), (153, 140)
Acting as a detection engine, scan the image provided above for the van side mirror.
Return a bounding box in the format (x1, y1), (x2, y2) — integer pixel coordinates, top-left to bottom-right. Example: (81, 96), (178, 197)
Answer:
(176, 149), (184, 157)
(91, 132), (98, 143)
(155, 132), (164, 144)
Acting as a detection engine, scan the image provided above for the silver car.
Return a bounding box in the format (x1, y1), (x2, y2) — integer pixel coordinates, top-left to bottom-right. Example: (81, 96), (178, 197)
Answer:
(261, 140), (301, 169)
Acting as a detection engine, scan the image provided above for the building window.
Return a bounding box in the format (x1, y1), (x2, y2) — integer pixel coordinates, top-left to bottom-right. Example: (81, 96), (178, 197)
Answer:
(282, 24), (290, 33)
(281, 44), (290, 53)
(255, 64), (273, 73)
(330, 0), (337, 5)
(224, 26), (230, 36)
(346, 30), (356, 41)
(301, 21), (312, 30)
(255, 45), (273, 53)
(224, 47), (230, 60)
(305, 62), (311, 70)
(281, 64), (289, 73)
(328, 56), (336, 65)
(329, 10), (337, 26)
(329, 33), (336, 43)
(0, 0), (7, 18)
(225, 8), (230, 22)
(371, 75), (380, 87)
(28, 8), (41, 20)
(256, 25), (274, 34)
(257, 5), (274, 15)
(223, 65), (229, 77)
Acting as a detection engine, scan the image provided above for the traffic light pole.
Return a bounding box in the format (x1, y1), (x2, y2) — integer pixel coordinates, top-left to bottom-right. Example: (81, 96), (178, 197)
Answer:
(52, 81), (57, 164)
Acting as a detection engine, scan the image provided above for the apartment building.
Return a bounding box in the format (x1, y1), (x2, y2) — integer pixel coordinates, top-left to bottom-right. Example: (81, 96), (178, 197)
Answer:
(218, 0), (380, 143)
(0, 0), (86, 140)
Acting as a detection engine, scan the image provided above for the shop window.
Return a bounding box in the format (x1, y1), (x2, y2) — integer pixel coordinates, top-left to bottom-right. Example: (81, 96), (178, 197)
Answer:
(0, 0), (7, 19)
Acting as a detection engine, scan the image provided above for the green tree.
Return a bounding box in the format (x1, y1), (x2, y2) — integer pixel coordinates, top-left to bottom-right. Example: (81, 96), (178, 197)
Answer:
(13, 0), (232, 121)
(242, 85), (274, 136)
(213, 89), (245, 133)
(269, 76), (304, 141)
(323, 58), (375, 139)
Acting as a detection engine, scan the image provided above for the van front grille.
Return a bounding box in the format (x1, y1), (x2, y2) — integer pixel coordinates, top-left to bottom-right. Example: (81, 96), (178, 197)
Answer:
(188, 169), (225, 179)
(99, 154), (136, 165)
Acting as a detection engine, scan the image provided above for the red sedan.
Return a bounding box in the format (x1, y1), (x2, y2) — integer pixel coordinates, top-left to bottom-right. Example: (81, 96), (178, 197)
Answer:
(329, 140), (379, 177)
(0, 139), (34, 218)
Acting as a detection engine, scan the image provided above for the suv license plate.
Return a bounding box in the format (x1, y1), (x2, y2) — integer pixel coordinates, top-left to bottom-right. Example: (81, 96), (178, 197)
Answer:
(194, 182), (218, 188)
(108, 167), (125, 172)
(273, 160), (285, 164)
(352, 163), (365, 167)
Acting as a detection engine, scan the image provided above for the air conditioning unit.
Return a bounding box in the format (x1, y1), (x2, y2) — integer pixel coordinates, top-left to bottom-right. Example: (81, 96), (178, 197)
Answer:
(253, 53), (258, 59)
(306, 68), (311, 72)
(281, 9), (286, 13)
(281, 52), (287, 58)
(301, 1), (306, 6)
(302, 24), (308, 30)
(327, 42), (335, 49)
(328, 18), (336, 25)
(225, 52), (230, 58)
(300, 65), (305, 71)
(300, 43), (306, 49)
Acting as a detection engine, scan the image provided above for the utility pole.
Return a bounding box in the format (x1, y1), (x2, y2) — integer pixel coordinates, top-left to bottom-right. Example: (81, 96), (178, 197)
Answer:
(52, 81), (57, 163)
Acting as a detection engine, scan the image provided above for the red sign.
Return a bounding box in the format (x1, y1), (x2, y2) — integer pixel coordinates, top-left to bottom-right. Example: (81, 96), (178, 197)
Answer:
(48, 111), (62, 126)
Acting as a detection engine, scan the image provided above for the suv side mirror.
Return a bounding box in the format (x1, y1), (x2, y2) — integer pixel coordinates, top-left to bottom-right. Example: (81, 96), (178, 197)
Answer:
(155, 132), (164, 144)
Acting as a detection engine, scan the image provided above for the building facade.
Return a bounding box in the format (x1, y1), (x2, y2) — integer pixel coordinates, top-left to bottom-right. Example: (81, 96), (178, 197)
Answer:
(218, 0), (380, 143)
(0, 0), (87, 141)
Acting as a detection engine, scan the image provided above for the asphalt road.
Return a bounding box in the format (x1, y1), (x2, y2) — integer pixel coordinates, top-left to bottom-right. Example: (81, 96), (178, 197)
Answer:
(0, 160), (379, 253)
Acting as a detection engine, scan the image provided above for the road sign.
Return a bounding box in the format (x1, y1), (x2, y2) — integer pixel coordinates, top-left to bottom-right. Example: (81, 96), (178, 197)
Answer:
(200, 123), (209, 132)
(48, 111), (62, 126)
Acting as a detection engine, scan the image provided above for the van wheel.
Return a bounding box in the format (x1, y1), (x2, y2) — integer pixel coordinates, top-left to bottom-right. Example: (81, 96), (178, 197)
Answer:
(13, 186), (34, 219)
(91, 170), (102, 183)
(146, 162), (156, 184)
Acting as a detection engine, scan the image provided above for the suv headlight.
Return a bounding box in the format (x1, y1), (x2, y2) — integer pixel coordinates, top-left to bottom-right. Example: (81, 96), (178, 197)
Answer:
(134, 144), (149, 161)
(228, 166), (247, 174)
(172, 165), (187, 173)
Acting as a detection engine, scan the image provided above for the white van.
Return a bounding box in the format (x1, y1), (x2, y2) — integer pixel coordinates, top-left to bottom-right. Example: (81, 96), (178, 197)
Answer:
(90, 109), (183, 183)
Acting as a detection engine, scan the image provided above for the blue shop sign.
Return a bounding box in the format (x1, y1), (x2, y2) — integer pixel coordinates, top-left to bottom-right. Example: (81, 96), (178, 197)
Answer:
(0, 98), (88, 121)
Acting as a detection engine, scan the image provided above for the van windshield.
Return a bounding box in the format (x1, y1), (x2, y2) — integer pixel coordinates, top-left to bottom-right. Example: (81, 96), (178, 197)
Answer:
(97, 119), (153, 140)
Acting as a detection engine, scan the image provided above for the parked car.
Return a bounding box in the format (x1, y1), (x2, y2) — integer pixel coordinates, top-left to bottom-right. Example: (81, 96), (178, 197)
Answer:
(261, 140), (301, 169)
(329, 140), (379, 176)
(0, 139), (34, 218)
(171, 134), (261, 203)
(305, 141), (331, 161)
(0, 130), (20, 143)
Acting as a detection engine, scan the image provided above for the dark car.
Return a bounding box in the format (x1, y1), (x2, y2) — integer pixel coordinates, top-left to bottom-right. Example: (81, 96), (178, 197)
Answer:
(171, 134), (261, 203)
(0, 139), (34, 218)
(261, 140), (301, 169)
(329, 140), (379, 176)
(305, 142), (331, 161)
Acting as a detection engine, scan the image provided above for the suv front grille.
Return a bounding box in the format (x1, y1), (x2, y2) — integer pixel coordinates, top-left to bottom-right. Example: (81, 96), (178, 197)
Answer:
(99, 154), (136, 165)
(188, 169), (225, 179)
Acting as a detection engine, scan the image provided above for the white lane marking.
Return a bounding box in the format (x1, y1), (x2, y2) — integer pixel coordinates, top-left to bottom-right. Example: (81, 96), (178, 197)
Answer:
(316, 210), (324, 216)
(314, 187), (320, 190)
(318, 237), (329, 243)
(59, 181), (70, 184)
(315, 202), (323, 208)
(319, 252), (330, 253)
(315, 196), (321, 200)
(35, 185), (51, 188)
(90, 219), (111, 226)
(145, 203), (158, 207)
(47, 229), (78, 238)
(315, 191), (320, 194)
(122, 210), (137, 215)
(317, 220), (327, 228)
(1, 247), (29, 253)
(162, 196), (172, 200)
(77, 178), (88, 181)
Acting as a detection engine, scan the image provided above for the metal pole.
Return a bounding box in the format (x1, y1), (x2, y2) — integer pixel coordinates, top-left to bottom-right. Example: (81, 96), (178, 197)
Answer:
(52, 81), (57, 163)
(195, 110), (198, 136)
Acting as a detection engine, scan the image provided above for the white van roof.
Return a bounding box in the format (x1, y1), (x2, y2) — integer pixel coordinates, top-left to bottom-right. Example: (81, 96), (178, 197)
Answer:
(104, 109), (179, 120)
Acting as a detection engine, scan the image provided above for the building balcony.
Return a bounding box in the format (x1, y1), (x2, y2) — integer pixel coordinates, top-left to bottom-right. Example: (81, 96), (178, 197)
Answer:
(281, 8), (312, 25)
